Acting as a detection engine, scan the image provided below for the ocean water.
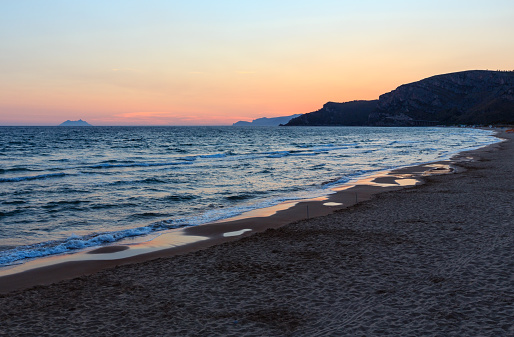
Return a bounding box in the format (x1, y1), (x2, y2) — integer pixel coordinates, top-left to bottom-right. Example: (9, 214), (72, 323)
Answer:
(0, 126), (499, 267)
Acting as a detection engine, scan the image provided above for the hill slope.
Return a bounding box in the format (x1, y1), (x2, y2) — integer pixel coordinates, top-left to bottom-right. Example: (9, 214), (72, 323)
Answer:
(284, 70), (514, 126)
(370, 70), (514, 126)
(59, 119), (93, 126)
(284, 101), (377, 126)
(233, 114), (301, 126)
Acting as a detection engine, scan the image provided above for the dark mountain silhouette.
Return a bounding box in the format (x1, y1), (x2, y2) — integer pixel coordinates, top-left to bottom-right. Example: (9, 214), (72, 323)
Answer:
(284, 70), (514, 126)
(233, 114), (301, 126)
(59, 119), (93, 126)
(282, 101), (376, 126)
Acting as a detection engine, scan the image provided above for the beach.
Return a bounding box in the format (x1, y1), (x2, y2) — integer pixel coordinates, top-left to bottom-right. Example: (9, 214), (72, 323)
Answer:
(0, 130), (512, 336)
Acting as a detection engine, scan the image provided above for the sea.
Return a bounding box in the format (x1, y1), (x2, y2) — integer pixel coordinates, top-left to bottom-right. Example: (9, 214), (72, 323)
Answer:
(0, 126), (500, 267)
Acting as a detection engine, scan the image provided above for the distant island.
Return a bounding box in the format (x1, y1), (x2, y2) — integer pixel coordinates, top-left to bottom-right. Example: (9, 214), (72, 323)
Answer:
(59, 119), (93, 126)
(284, 70), (514, 126)
(233, 114), (301, 126)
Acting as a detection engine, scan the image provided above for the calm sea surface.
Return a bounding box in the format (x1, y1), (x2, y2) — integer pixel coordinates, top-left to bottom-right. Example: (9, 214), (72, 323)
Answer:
(0, 126), (499, 266)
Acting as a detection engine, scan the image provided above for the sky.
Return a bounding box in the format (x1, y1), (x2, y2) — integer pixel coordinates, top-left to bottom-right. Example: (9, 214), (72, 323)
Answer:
(1, 0), (513, 126)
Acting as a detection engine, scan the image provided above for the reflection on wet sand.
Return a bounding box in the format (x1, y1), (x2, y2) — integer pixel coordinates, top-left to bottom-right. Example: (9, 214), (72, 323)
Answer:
(0, 160), (458, 283)
(0, 231), (209, 277)
(223, 229), (252, 237)
(323, 202), (343, 206)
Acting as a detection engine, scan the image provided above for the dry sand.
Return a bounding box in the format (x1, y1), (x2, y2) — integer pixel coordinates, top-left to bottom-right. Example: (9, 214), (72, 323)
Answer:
(0, 131), (512, 336)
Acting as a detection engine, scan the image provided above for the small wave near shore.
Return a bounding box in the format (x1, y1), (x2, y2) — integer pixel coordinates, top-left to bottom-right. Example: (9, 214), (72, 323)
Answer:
(0, 126), (500, 267)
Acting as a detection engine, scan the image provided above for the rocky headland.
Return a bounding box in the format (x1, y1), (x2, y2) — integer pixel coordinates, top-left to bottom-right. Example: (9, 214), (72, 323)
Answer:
(233, 114), (301, 126)
(285, 70), (514, 126)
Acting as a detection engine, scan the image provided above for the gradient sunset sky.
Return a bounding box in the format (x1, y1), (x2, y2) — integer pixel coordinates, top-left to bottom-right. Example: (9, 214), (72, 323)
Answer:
(1, 1), (513, 126)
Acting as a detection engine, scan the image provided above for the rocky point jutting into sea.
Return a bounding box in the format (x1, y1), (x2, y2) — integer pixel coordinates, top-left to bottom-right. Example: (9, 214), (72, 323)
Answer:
(284, 70), (514, 126)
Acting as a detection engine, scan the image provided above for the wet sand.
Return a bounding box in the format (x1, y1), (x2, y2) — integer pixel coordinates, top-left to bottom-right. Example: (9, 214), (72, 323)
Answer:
(0, 160), (453, 291)
(0, 131), (512, 336)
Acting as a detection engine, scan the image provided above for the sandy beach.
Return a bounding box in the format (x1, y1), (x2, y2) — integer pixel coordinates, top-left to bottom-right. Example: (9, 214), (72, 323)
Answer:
(0, 130), (512, 336)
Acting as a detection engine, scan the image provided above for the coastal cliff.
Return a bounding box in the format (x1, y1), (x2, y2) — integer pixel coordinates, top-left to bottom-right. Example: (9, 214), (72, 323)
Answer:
(371, 70), (514, 126)
(282, 100), (377, 126)
(284, 70), (514, 126)
(233, 114), (301, 126)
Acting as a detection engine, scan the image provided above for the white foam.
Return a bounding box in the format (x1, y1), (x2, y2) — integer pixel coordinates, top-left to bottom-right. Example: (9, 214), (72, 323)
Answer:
(0, 222), (183, 266)
(0, 126), (501, 267)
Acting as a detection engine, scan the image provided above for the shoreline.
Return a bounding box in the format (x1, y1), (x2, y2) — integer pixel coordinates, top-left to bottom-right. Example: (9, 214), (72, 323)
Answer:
(0, 161), (464, 292)
(0, 130), (511, 335)
(0, 132), (504, 293)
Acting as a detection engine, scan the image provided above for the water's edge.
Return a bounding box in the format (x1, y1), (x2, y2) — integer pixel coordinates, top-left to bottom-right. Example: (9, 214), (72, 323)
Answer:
(0, 129), (504, 285)
(0, 127), (501, 269)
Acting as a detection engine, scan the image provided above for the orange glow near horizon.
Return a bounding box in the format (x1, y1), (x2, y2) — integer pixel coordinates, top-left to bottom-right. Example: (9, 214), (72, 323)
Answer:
(1, 1), (513, 125)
